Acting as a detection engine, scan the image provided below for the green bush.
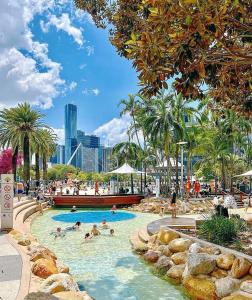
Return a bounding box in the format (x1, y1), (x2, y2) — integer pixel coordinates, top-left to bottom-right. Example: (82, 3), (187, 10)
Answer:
(198, 215), (247, 246)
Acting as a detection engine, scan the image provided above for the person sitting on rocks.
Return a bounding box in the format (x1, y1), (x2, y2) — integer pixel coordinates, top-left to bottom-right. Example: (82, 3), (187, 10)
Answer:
(91, 224), (101, 236)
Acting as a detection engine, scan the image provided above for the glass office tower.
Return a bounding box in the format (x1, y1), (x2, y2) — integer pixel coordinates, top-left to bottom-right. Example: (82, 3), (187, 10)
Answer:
(65, 104), (77, 166)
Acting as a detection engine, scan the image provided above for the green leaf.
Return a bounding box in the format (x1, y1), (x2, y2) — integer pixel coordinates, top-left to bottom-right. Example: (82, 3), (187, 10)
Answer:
(185, 15), (192, 25)
(130, 33), (137, 41)
(163, 81), (168, 89)
(233, 0), (239, 6)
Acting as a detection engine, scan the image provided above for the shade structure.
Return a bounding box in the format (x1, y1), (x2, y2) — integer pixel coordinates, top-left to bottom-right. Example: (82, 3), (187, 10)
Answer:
(235, 169), (252, 177)
(109, 163), (144, 174)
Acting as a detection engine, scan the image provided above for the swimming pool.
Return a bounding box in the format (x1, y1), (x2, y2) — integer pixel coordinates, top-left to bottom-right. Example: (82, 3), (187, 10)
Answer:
(31, 209), (189, 300)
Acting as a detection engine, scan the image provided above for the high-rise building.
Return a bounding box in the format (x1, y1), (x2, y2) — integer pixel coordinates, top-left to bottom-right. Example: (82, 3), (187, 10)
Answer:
(56, 145), (65, 164)
(77, 130), (100, 148)
(65, 104), (77, 166)
(99, 146), (113, 172)
(77, 146), (99, 172)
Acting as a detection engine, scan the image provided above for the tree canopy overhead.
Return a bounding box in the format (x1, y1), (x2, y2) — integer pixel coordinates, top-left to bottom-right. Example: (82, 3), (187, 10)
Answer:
(75, 0), (252, 116)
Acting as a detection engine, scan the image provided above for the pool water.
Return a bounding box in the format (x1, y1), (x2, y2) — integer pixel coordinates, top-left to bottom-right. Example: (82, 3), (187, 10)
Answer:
(31, 209), (189, 300)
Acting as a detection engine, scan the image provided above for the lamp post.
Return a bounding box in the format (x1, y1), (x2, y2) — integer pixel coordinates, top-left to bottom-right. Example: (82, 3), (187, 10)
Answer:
(176, 141), (187, 200)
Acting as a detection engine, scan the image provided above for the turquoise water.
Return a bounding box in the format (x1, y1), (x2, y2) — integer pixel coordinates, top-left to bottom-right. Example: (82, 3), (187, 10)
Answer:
(31, 209), (189, 300)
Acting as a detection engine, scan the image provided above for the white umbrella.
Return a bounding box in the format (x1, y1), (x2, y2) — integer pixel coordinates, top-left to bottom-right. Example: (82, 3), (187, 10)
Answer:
(109, 163), (144, 174)
(235, 169), (252, 177)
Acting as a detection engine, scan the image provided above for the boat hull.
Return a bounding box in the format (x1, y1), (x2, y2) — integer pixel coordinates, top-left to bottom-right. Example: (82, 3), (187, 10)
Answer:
(53, 194), (144, 207)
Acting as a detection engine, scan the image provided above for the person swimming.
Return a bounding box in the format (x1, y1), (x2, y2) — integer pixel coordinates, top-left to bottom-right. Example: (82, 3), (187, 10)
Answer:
(100, 219), (109, 229)
(71, 205), (77, 212)
(72, 221), (81, 230)
(111, 205), (117, 214)
(52, 227), (65, 239)
(91, 224), (101, 236)
(84, 233), (93, 241)
(110, 229), (115, 236)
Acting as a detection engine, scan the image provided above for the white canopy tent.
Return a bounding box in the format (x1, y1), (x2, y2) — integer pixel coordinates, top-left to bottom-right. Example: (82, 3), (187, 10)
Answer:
(109, 163), (144, 174)
(235, 170), (252, 177)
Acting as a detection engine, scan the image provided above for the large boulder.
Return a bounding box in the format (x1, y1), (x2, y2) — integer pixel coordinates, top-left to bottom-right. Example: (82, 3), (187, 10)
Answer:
(14, 233), (31, 246)
(157, 229), (179, 245)
(188, 243), (202, 254)
(182, 276), (216, 300)
(169, 238), (193, 253)
(210, 267), (228, 279)
(186, 253), (216, 276)
(143, 250), (160, 263)
(154, 255), (174, 273)
(166, 264), (185, 282)
(231, 258), (251, 279)
(28, 245), (57, 261)
(24, 292), (58, 300)
(171, 252), (187, 265)
(215, 276), (240, 298)
(57, 262), (69, 274)
(54, 291), (93, 300)
(241, 280), (252, 294)
(216, 254), (235, 270)
(157, 245), (172, 257)
(32, 258), (58, 279)
(222, 292), (252, 300)
(39, 273), (79, 294)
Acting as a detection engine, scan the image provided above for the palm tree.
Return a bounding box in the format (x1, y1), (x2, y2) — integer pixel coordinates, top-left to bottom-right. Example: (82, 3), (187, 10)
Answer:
(0, 103), (46, 182)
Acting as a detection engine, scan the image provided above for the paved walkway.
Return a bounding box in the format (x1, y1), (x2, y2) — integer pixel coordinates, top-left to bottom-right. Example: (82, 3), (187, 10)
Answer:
(0, 233), (22, 300)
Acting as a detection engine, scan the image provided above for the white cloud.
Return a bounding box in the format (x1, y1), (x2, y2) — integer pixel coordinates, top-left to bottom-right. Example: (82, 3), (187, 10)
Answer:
(52, 127), (65, 145)
(46, 13), (84, 46)
(86, 45), (94, 56)
(0, 0), (64, 109)
(82, 88), (100, 96)
(69, 81), (77, 90)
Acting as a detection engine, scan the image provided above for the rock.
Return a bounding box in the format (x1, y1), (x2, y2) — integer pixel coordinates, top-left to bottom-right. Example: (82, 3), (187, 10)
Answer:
(188, 243), (202, 254)
(54, 291), (92, 300)
(9, 229), (21, 236)
(32, 259), (58, 279)
(57, 262), (69, 274)
(210, 267), (228, 279)
(24, 292), (59, 300)
(131, 238), (148, 253)
(186, 253), (216, 275)
(13, 233), (31, 246)
(222, 292), (252, 300)
(148, 234), (158, 245)
(171, 252), (188, 265)
(215, 276), (240, 298)
(154, 255), (174, 273)
(231, 258), (251, 279)
(200, 246), (221, 255)
(182, 275), (216, 300)
(169, 238), (193, 253)
(28, 245), (57, 261)
(39, 273), (79, 294)
(216, 254), (235, 270)
(143, 250), (160, 263)
(250, 266), (252, 276)
(167, 264), (185, 282)
(157, 229), (180, 245)
(157, 245), (171, 257)
(241, 280), (252, 294)
(30, 249), (57, 262)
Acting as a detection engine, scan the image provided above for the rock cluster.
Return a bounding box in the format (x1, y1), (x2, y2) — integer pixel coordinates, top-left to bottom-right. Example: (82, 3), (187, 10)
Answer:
(131, 228), (252, 300)
(9, 231), (93, 300)
(126, 197), (213, 215)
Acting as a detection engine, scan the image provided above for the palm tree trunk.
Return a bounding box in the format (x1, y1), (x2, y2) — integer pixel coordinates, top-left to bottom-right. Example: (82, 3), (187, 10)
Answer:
(221, 157), (226, 190)
(175, 144), (179, 194)
(42, 155), (47, 181)
(187, 153), (191, 179)
(130, 174), (134, 194)
(166, 153), (170, 195)
(12, 145), (19, 182)
(23, 135), (30, 182)
(35, 151), (40, 181)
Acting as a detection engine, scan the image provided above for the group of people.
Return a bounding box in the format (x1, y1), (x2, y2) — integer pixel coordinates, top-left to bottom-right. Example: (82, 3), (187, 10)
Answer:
(52, 220), (115, 242)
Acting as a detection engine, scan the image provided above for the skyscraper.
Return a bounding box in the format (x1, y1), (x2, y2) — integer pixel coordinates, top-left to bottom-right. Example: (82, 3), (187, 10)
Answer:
(65, 104), (77, 166)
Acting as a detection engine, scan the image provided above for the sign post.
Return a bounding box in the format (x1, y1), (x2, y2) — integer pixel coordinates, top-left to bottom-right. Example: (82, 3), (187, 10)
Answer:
(1, 174), (14, 230)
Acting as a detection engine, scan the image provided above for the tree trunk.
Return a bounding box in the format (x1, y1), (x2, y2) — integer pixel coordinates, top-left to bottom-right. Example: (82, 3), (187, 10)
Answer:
(187, 153), (191, 180)
(42, 155), (47, 181)
(12, 145), (19, 182)
(175, 144), (179, 195)
(130, 174), (134, 194)
(23, 135), (30, 182)
(166, 152), (170, 195)
(221, 157), (226, 190)
(35, 151), (40, 181)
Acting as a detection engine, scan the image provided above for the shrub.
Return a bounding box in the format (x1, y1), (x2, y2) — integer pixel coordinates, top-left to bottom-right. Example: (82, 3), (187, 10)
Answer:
(198, 215), (247, 246)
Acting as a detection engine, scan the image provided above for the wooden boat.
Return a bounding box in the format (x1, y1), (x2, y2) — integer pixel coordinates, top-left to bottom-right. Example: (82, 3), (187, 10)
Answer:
(53, 194), (144, 207)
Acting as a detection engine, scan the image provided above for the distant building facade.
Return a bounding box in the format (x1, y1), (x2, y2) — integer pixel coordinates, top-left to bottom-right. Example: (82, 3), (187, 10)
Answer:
(99, 146), (113, 172)
(77, 130), (100, 148)
(77, 146), (99, 173)
(65, 104), (77, 166)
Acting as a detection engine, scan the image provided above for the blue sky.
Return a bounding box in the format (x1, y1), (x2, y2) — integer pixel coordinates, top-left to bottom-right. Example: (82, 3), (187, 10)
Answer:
(0, 0), (139, 145)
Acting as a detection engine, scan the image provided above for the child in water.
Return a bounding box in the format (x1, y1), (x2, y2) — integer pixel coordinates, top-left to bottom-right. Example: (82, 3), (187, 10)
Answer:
(110, 229), (115, 236)
(111, 205), (117, 214)
(91, 224), (101, 236)
(84, 233), (93, 242)
(53, 227), (65, 239)
(100, 220), (109, 229)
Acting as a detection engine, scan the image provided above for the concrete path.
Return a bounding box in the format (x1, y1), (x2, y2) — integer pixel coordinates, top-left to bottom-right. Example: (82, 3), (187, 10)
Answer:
(0, 233), (22, 300)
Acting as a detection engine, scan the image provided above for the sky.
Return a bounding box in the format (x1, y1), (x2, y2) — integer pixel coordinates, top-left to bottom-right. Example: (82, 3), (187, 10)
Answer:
(0, 0), (140, 146)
